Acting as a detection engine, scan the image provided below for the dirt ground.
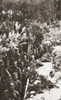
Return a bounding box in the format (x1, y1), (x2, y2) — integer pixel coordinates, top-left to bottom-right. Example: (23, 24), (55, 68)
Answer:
(27, 62), (61, 100)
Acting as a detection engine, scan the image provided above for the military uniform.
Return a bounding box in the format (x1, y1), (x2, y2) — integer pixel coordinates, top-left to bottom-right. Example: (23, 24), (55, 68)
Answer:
(4, 82), (21, 100)
(12, 72), (22, 96)
(4, 89), (21, 100)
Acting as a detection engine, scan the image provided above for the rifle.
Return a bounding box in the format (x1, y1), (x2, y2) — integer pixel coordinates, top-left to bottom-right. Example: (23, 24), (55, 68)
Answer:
(23, 78), (29, 100)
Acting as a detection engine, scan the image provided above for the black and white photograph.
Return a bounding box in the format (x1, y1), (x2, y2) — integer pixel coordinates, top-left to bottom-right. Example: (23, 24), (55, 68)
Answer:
(0, 0), (61, 100)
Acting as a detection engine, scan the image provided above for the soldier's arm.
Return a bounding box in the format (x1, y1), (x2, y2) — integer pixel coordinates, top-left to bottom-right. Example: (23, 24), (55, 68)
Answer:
(19, 81), (23, 93)
(17, 91), (21, 100)
(18, 67), (22, 80)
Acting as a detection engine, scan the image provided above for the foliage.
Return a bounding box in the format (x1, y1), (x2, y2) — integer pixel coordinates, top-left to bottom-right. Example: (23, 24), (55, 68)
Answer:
(1, 0), (61, 21)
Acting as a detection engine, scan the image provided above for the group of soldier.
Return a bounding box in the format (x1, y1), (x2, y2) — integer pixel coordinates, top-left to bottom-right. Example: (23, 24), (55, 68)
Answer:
(0, 45), (32, 100)
(0, 8), (48, 100)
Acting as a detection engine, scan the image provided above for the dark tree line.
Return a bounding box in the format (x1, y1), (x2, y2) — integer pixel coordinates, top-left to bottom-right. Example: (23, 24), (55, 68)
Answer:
(0, 0), (61, 21)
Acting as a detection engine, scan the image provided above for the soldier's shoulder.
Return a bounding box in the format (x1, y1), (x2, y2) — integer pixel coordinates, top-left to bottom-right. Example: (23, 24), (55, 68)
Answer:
(4, 89), (9, 97)
(4, 89), (9, 93)
(14, 90), (19, 95)
(17, 79), (22, 85)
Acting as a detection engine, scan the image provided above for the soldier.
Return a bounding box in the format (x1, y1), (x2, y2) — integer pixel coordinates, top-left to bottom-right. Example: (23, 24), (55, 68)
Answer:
(4, 82), (21, 100)
(0, 59), (4, 100)
(23, 55), (29, 68)
(11, 61), (22, 81)
(30, 55), (36, 68)
(1, 58), (12, 91)
(12, 72), (22, 97)
(0, 59), (3, 79)
(17, 58), (22, 70)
